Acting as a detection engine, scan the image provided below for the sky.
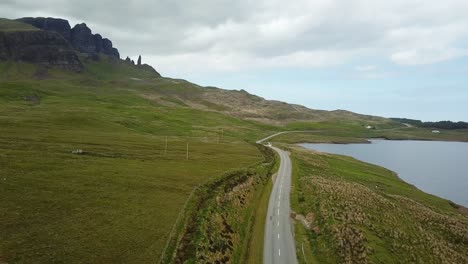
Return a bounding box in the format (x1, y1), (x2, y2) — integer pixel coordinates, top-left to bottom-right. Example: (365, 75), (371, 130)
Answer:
(1, 0), (468, 121)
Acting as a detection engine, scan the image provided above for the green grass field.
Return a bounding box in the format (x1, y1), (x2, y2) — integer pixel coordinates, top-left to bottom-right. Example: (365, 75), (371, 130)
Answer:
(0, 60), (274, 263)
(0, 18), (39, 32)
(288, 146), (468, 263)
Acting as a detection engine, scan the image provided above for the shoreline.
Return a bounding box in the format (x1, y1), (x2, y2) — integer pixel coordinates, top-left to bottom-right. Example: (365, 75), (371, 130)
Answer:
(295, 137), (468, 145)
(297, 142), (468, 211)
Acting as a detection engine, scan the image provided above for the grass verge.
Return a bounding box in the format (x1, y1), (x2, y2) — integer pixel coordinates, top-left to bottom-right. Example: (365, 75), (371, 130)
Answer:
(245, 150), (280, 264)
(161, 144), (276, 263)
(288, 145), (468, 263)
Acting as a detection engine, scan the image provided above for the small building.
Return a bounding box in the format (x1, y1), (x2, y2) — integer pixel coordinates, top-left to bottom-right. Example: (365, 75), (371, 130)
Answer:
(432, 130), (440, 134)
(366, 125), (373, 129)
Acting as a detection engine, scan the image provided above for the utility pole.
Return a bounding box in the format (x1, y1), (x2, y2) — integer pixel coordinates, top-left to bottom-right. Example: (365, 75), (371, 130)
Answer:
(218, 128), (223, 143)
(164, 136), (168, 156)
(186, 141), (189, 160)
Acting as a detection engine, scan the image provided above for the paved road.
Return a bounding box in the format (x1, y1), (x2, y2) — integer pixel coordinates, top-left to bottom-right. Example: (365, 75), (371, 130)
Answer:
(258, 126), (408, 264)
(260, 132), (298, 264)
(256, 130), (317, 144)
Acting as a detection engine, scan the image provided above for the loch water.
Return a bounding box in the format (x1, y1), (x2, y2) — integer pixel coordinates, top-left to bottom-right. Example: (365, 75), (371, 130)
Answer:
(300, 140), (468, 207)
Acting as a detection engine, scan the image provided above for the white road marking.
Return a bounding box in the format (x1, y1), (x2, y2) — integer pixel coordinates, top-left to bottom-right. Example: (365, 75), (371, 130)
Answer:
(262, 141), (298, 263)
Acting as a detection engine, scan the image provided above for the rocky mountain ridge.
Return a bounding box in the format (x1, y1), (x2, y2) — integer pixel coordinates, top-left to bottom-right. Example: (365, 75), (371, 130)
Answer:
(0, 19), (83, 71)
(17, 17), (120, 59)
(0, 17), (160, 76)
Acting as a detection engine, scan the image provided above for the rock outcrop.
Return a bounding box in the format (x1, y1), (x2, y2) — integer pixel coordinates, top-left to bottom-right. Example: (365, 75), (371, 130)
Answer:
(125, 56), (133, 64)
(0, 33), (9, 60)
(70, 23), (96, 54)
(2, 17), (159, 76)
(101, 38), (119, 58)
(0, 30), (83, 72)
(17, 18), (120, 59)
(93, 34), (103, 53)
(17, 17), (71, 42)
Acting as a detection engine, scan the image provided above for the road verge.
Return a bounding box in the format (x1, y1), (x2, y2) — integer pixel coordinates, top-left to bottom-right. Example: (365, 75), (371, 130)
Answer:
(160, 144), (276, 263)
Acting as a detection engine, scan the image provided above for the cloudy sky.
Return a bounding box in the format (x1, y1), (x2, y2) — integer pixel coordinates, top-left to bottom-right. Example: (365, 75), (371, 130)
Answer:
(1, 0), (468, 121)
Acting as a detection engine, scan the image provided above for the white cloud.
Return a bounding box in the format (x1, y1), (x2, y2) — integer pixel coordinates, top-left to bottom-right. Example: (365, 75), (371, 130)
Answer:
(390, 48), (468, 65)
(2, 0), (468, 73)
(352, 65), (392, 79)
(146, 49), (351, 75)
(356, 65), (377, 72)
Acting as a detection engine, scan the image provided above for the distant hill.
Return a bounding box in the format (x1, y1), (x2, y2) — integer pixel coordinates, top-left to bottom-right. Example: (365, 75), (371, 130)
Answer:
(147, 80), (395, 124)
(0, 16), (397, 127)
(391, 118), (468, 130)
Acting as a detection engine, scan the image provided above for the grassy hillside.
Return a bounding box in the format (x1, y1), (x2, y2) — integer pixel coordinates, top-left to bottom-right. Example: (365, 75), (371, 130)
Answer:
(143, 82), (397, 126)
(288, 146), (468, 263)
(0, 59), (279, 263)
(0, 18), (39, 32)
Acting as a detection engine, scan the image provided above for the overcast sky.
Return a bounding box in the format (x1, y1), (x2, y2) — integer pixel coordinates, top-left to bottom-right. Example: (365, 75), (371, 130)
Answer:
(1, 0), (468, 121)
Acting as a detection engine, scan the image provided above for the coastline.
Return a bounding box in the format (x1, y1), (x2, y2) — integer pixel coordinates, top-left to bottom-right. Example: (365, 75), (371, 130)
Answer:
(297, 141), (468, 211)
(288, 144), (468, 263)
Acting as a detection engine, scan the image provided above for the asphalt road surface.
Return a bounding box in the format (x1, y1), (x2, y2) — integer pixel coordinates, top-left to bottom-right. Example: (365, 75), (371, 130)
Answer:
(258, 125), (412, 263)
(256, 130), (318, 144)
(263, 145), (298, 264)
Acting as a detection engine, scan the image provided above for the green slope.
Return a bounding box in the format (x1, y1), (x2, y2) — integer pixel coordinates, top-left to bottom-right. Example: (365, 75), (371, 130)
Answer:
(0, 59), (276, 263)
(288, 145), (468, 264)
(0, 18), (39, 32)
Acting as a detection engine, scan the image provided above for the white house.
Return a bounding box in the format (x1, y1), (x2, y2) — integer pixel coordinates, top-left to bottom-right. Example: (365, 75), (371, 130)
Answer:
(432, 130), (440, 134)
(366, 125), (373, 129)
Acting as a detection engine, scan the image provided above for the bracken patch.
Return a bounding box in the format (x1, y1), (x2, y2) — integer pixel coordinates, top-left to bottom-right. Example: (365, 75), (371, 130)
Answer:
(300, 176), (468, 263)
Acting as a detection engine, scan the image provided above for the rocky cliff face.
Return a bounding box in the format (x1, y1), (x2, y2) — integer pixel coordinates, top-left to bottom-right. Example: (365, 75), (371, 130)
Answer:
(71, 23), (119, 58)
(17, 17), (120, 59)
(0, 33), (9, 60)
(2, 17), (159, 76)
(70, 23), (95, 54)
(0, 30), (83, 72)
(16, 17), (71, 42)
